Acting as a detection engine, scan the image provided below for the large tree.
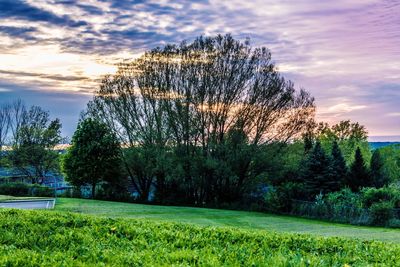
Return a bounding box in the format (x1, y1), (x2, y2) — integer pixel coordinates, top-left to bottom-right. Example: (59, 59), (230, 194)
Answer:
(9, 105), (62, 184)
(62, 118), (125, 199)
(87, 34), (315, 204)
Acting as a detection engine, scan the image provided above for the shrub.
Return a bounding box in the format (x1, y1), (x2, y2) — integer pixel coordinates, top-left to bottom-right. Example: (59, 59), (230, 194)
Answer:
(369, 201), (394, 226)
(0, 183), (54, 197)
(361, 187), (400, 208)
(325, 188), (362, 208)
(0, 182), (30, 196)
(324, 188), (366, 223)
(264, 182), (306, 213)
(388, 218), (400, 228)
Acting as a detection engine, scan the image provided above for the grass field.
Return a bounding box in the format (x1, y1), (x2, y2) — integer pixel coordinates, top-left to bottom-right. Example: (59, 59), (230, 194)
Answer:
(54, 198), (400, 243)
(1, 209), (400, 266)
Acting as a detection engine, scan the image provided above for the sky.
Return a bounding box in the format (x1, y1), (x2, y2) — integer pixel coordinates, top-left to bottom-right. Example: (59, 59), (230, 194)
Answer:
(0, 0), (399, 140)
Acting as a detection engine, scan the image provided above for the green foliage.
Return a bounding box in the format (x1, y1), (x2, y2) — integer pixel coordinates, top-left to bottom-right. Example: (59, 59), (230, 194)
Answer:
(264, 182), (306, 212)
(361, 187), (400, 208)
(290, 186), (400, 227)
(0, 209), (400, 266)
(317, 120), (371, 165)
(124, 146), (172, 202)
(369, 201), (394, 226)
(300, 141), (335, 197)
(330, 140), (348, 189)
(62, 118), (126, 199)
(378, 144), (400, 183)
(0, 182), (53, 197)
(348, 147), (371, 191)
(370, 149), (388, 187)
(326, 188), (362, 209)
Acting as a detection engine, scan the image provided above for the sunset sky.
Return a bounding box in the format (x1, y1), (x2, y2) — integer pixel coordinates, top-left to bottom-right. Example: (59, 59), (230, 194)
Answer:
(0, 0), (399, 140)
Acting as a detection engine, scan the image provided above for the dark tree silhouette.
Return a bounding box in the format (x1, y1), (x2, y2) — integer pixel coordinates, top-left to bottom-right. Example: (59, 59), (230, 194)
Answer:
(370, 149), (387, 188)
(301, 141), (333, 197)
(330, 140), (348, 190)
(348, 147), (371, 191)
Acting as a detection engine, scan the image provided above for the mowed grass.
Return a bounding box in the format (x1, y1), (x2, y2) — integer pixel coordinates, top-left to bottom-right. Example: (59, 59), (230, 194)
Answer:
(54, 198), (400, 243)
(1, 209), (400, 266)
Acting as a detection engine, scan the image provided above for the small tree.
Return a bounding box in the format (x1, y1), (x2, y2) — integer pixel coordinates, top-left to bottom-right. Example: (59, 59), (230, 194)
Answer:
(348, 147), (371, 191)
(330, 140), (348, 190)
(62, 118), (124, 199)
(370, 149), (387, 188)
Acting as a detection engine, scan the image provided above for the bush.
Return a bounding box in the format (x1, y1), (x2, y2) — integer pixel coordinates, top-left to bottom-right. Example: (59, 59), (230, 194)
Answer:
(0, 183), (54, 197)
(361, 187), (400, 208)
(388, 218), (400, 228)
(369, 201), (394, 226)
(0, 183), (30, 196)
(264, 182), (305, 213)
(324, 188), (367, 224)
(30, 184), (54, 197)
(326, 188), (362, 208)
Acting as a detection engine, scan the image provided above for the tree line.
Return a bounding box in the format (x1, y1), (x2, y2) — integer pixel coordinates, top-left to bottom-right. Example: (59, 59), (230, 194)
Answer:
(1, 35), (398, 216)
(63, 35), (397, 209)
(65, 35), (315, 203)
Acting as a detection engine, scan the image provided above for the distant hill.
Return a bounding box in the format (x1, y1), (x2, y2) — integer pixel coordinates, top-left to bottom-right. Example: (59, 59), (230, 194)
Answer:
(369, 142), (400, 150)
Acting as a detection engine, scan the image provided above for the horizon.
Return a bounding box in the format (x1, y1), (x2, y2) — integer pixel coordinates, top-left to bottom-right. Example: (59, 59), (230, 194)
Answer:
(368, 136), (400, 142)
(0, 0), (399, 138)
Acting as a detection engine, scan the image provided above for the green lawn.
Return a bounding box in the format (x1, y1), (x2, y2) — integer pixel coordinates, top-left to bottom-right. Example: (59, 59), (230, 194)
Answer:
(54, 198), (400, 243)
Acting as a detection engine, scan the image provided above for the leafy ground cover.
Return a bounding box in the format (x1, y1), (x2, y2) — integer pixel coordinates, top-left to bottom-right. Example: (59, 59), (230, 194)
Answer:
(54, 198), (400, 243)
(1, 209), (400, 266)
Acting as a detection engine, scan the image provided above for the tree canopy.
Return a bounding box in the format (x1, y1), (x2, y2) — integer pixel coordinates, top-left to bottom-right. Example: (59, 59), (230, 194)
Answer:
(62, 118), (125, 199)
(86, 34), (315, 204)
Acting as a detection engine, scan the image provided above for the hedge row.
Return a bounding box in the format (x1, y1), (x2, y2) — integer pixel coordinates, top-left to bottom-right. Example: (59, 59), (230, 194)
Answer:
(0, 182), (54, 197)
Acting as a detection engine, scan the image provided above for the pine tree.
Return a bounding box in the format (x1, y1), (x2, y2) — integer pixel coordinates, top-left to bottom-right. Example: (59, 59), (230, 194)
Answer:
(370, 149), (387, 188)
(348, 147), (371, 191)
(330, 140), (347, 190)
(301, 141), (332, 197)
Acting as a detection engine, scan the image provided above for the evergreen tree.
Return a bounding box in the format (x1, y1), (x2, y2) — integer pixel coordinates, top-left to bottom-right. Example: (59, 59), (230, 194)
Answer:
(330, 140), (347, 190)
(301, 141), (332, 198)
(370, 149), (387, 188)
(348, 147), (371, 191)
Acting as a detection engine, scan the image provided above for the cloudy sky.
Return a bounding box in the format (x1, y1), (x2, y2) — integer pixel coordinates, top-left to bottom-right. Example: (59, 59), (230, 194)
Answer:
(0, 0), (399, 140)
